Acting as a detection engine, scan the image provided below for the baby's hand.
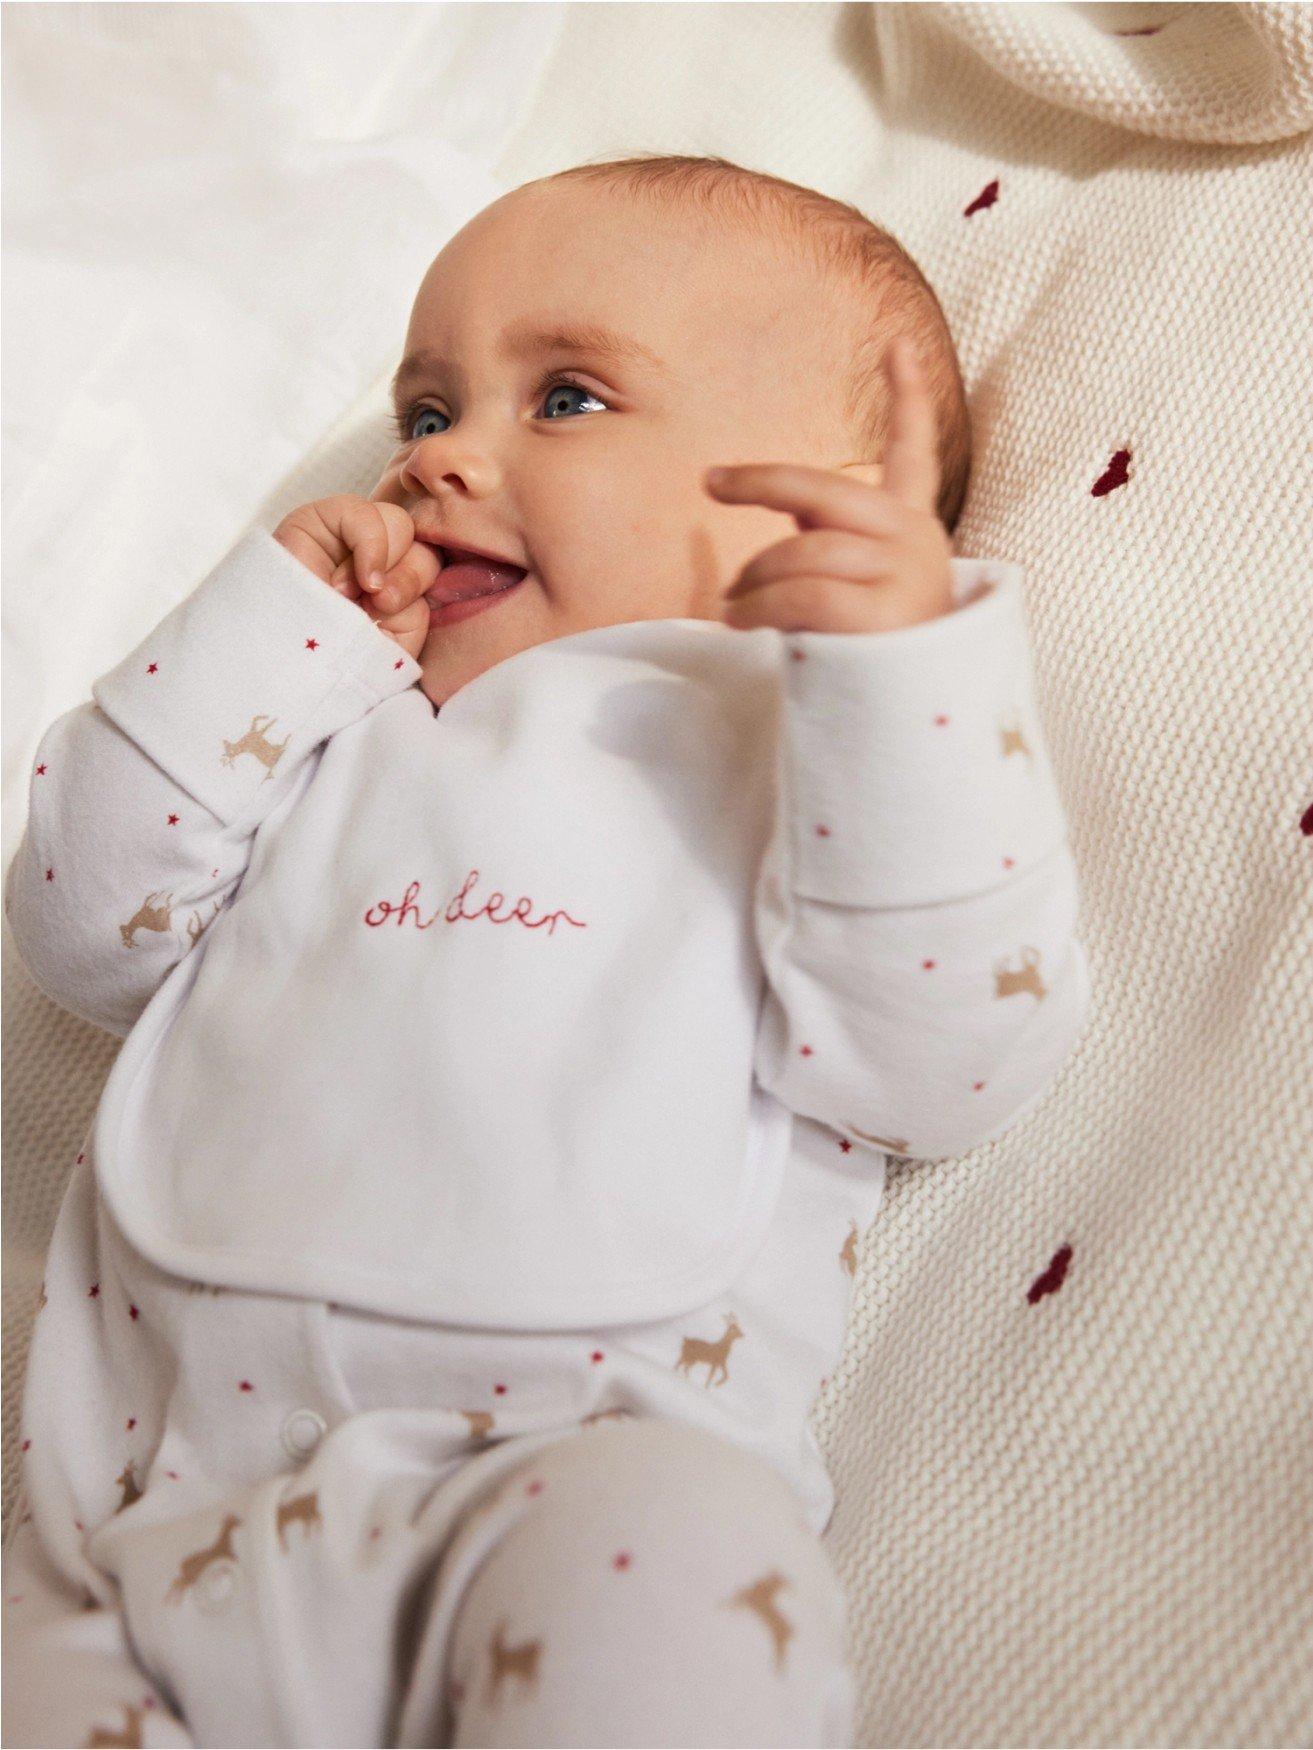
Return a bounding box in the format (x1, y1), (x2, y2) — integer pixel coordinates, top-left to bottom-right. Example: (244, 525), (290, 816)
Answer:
(706, 337), (954, 635)
(273, 495), (441, 662)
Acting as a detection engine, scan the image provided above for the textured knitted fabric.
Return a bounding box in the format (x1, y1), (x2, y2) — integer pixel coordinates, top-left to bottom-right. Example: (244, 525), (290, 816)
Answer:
(5, 4), (1311, 1744)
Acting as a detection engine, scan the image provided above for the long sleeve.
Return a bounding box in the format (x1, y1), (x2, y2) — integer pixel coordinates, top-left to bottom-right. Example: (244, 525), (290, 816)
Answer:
(3, 527), (423, 1040)
(752, 558), (1091, 1162)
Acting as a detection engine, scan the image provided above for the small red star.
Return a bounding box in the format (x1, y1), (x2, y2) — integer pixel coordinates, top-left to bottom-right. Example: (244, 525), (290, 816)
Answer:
(815, 824), (831, 837)
(74, 1520), (83, 1532)
(146, 663), (158, 675)
(305, 638), (319, 651)
(922, 959), (936, 970)
(973, 1081), (986, 1091)
(493, 1383), (507, 1395)
(612, 1551), (632, 1571)
(128, 1304), (140, 1320)
(790, 648), (806, 662)
(212, 870), (219, 877)
(590, 1350), (605, 1363)
(238, 1380), (254, 1393)
(369, 1526), (381, 1539)
(45, 868), (53, 881)
(35, 764), (46, 775)
(934, 713), (949, 726)
(525, 1479), (544, 1496)
(21, 1439), (31, 1452)
(88, 1282), (100, 1298)
(394, 659), (404, 670)
(1003, 857), (1015, 869)
(167, 814), (179, 826)
(126, 1418), (137, 1430)
(76, 1153), (84, 1165)
(165, 1470), (180, 1480)
(839, 1138), (852, 1153)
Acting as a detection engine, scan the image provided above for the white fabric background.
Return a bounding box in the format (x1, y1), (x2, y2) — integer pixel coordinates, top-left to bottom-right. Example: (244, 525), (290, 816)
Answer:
(4, 4), (1312, 1743)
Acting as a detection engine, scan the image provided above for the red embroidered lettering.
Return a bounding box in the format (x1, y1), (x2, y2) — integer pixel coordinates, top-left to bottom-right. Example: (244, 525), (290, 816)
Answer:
(363, 869), (586, 937)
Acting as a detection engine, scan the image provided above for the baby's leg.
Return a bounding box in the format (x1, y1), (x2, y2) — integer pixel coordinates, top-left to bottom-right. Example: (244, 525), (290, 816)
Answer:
(400, 1416), (855, 1748)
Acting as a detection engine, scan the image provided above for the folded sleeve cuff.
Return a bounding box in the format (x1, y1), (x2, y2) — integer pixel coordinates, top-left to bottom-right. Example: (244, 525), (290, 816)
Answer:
(780, 557), (1072, 909)
(91, 526), (423, 828)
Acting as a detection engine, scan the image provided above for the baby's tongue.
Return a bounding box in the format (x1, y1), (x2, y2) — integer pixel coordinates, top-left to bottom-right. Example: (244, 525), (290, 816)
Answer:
(428, 556), (527, 606)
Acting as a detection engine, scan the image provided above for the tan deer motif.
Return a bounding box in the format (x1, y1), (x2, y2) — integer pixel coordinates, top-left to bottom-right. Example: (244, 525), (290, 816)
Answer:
(999, 714), (1032, 760)
(36, 1280), (47, 1311)
(276, 1489), (321, 1552)
(581, 1407), (632, 1428)
(839, 1221), (859, 1278)
(726, 1570), (794, 1671)
(675, 1314), (744, 1388)
(994, 946), (1048, 1001)
(186, 897), (223, 948)
(461, 1410), (495, 1441)
(120, 889), (175, 948)
(186, 1281), (224, 1295)
(219, 714), (290, 781)
(842, 1124), (912, 1155)
(114, 1460), (143, 1515)
(164, 1513), (241, 1603)
(485, 1620), (543, 1706)
(83, 1703), (143, 1747)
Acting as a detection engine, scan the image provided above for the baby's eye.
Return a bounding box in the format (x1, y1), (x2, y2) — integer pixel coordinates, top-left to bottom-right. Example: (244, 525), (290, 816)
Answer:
(391, 374), (607, 444)
(538, 375), (607, 420)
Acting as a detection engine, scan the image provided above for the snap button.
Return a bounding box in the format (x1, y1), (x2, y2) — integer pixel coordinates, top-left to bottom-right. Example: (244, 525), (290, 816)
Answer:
(281, 1409), (326, 1461)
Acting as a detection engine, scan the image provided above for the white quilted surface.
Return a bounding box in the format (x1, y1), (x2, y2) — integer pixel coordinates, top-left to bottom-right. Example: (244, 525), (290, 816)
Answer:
(5, 4), (1312, 1742)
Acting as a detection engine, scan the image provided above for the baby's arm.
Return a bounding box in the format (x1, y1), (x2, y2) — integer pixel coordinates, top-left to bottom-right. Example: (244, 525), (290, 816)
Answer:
(4, 527), (421, 1039)
(753, 559), (1091, 1162)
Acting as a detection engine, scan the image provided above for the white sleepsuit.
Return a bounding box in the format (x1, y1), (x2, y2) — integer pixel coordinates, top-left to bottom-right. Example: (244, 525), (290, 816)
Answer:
(2, 528), (1090, 1747)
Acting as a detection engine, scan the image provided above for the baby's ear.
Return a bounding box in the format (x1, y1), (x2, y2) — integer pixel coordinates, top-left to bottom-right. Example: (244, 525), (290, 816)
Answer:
(837, 460), (882, 487)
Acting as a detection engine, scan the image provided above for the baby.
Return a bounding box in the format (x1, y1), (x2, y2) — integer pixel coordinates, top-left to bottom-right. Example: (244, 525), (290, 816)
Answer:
(3, 156), (1090, 1748)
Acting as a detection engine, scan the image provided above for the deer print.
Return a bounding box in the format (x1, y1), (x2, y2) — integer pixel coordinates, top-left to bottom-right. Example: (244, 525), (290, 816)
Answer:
(186, 897), (223, 948)
(726, 1571), (794, 1671)
(219, 714), (290, 781)
(276, 1489), (321, 1552)
(120, 889), (174, 948)
(36, 1280), (47, 1310)
(999, 714), (1032, 759)
(843, 1125), (912, 1155)
(675, 1314), (744, 1388)
(461, 1410), (495, 1441)
(186, 1280), (224, 1295)
(485, 1620), (543, 1706)
(83, 1703), (143, 1747)
(164, 1514), (241, 1603)
(114, 1461), (143, 1515)
(994, 946), (1048, 1001)
(840, 1221), (859, 1278)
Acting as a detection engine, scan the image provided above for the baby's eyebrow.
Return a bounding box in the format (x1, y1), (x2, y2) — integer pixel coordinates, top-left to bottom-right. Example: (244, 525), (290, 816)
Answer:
(390, 321), (671, 403)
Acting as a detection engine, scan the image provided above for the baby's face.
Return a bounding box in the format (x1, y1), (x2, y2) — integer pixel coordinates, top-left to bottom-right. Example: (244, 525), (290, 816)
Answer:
(371, 179), (875, 706)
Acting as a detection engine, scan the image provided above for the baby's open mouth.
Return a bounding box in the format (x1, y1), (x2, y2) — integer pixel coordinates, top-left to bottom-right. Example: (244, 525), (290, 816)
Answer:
(422, 547), (529, 608)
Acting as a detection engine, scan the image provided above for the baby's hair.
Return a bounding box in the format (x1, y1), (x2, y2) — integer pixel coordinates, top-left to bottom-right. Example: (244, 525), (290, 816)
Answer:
(537, 153), (972, 537)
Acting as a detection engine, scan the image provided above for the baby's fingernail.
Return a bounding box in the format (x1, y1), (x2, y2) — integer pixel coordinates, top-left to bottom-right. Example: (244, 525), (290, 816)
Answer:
(364, 570), (383, 591)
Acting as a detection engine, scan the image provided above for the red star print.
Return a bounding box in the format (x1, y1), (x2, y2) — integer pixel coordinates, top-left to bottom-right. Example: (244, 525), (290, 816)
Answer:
(839, 1139), (852, 1154)
(35, 764), (46, 776)
(76, 1153), (84, 1165)
(815, 824), (831, 837)
(126, 1418), (137, 1430)
(45, 869), (53, 881)
(305, 638), (319, 651)
(238, 1380), (254, 1393)
(799, 1044), (814, 1057)
(934, 714), (950, 726)
(394, 658), (404, 670)
(165, 1470), (180, 1480)
(129, 1304), (140, 1320)
(922, 959), (936, 970)
(146, 663), (158, 674)
(88, 1282), (100, 1298)
(494, 1383), (507, 1395)
(1003, 857), (1015, 869)
(973, 1081), (986, 1091)
(591, 1350), (605, 1363)
(21, 1439), (30, 1452)
(526, 1479), (545, 1496)
(167, 814), (179, 826)
(612, 1551), (632, 1571)
(964, 178), (999, 217)
(790, 648), (806, 662)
